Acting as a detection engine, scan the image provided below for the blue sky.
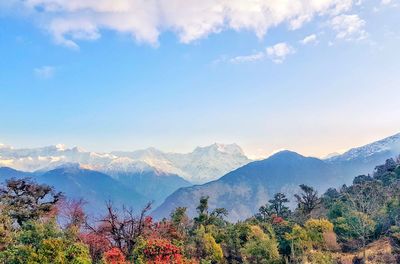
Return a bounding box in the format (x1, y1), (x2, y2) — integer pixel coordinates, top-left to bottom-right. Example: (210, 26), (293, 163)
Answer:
(0, 0), (399, 158)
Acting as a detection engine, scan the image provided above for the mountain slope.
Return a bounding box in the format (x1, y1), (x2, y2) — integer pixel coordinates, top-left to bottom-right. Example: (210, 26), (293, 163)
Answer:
(152, 151), (343, 222)
(0, 164), (190, 213)
(326, 132), (400, 176)
(328, 133), (400, 162)
(107, 171), (191, 207)
(0, 167), (32, 181)
(0, 165), (148, 216)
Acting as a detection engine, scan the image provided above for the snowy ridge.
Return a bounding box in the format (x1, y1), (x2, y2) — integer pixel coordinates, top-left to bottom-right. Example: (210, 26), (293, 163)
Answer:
(327, 133), (400, 162)
(0, 143), (251, 183)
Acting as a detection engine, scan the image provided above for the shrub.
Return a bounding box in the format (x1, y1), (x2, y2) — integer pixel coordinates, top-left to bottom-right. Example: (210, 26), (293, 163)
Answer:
(143, 238), (184, 264)
(104, 247), (126, 264)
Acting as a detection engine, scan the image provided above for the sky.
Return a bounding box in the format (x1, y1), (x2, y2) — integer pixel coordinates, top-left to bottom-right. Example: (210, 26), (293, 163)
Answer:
(0, 0), (400, 159)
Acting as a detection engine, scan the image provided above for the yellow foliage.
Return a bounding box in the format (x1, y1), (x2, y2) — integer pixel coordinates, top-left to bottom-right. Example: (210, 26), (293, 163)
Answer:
(202, 233), (224, 263)
(37, 238), (66, 263)
(305, 219), (334, 233)
(241, 225), (280, 264)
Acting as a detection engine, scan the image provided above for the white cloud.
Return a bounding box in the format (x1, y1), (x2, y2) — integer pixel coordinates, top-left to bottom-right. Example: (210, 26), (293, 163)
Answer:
(266, 42), (295, 63)
(381, 0), (392, 5)
(330, 14), (367, 40)
(229, 52), (264, 64)
(301, 34), (318, 45)
(6, 0), (360, 48)
(34, 66), (55, 79)
(227, 42), (295, 64)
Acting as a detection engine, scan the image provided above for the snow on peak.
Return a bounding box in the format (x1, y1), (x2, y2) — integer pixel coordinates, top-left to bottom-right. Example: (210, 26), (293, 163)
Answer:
(193, 143), (244, 156)
(0, 142), (251, 183)
(0, 143), (13, 150)
(55, 144), (67, 151)
(321, 152), (342, 159)
(215, 143), (244, 155)
(327, 132), (400, 162)
(53, 162), (81, 170)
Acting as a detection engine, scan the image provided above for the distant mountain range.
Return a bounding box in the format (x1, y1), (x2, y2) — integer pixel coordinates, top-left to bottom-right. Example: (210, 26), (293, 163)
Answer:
(0, 143), (250, 184)
(1, 133), (399, 221)
(0, 143), (250, 212)
(153, 132), (400, 221)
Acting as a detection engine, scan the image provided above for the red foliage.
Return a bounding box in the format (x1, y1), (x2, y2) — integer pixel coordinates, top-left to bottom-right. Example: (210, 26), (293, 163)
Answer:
(151, 221), (182, 241)
(145, 216), (153, 226)
(58, 198), (87, 228)
(144, 238), (184, 264)
(104, 247), (126, 264)
(271, 215), (284, 225)
(80, 232), (111, 262)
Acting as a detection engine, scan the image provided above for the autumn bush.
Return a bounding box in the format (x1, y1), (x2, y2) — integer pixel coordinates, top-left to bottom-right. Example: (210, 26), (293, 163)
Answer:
(104, 247), (126, 264)
(143, 238), (184, 264)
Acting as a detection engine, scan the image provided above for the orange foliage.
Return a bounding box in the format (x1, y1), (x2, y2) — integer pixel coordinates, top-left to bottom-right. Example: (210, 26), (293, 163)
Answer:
(80, 233), (111, 262)
(104, 247), (126, 264)
(144, 238), (184, 264)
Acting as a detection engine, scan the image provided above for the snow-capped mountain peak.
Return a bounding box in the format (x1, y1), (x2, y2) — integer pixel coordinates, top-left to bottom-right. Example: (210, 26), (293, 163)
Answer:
(327, 132), (400, 162)
(0, 142), (251, 183)
(55, 144), (67, 151)
(193, 143), (244, 156)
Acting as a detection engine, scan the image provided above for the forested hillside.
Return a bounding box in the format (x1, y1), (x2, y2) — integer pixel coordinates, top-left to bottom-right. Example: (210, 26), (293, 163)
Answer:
(1, 156), (400, 263)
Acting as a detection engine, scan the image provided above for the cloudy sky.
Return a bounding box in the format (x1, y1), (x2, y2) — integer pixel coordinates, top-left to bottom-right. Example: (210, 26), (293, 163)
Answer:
(0, 0), (399, 158)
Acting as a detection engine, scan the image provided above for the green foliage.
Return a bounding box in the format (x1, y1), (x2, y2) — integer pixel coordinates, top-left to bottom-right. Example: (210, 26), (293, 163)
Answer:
(0, 212), (13, 250)
(65, 243), (92, 264)
(294, 184), (319, 216)
(385, 197), (400, 227)
(327, 180), (384, 247)
(194, 196), (228, 228)
(256, 193), (291, 222)
(285, 224), (310, 259)
(194, 196), (210, 226)
(37, 238), (66, 263)
(223, 222), (251, 263)
(269, 193), (290, 218)
(131, 236), (146, 264)
(284, 218), (335, 262)
(171, 207), (189, 227)
(0, 179), (62, 226)
(241, 225), (280, 264)
(304, 218), (334, 246)
(0, 219), (91, 264)
(194, 225), (224, 263)
(203, 233), (224, 263)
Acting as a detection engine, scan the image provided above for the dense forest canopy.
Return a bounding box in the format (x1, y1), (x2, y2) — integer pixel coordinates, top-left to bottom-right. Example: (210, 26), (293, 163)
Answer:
(1, 156), (400, 263)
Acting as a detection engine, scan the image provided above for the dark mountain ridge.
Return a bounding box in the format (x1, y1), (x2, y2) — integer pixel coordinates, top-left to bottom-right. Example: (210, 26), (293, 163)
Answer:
(152, 150), (346, 221)
(0, 166), (148, 216)
(153, 136), (400, 222)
